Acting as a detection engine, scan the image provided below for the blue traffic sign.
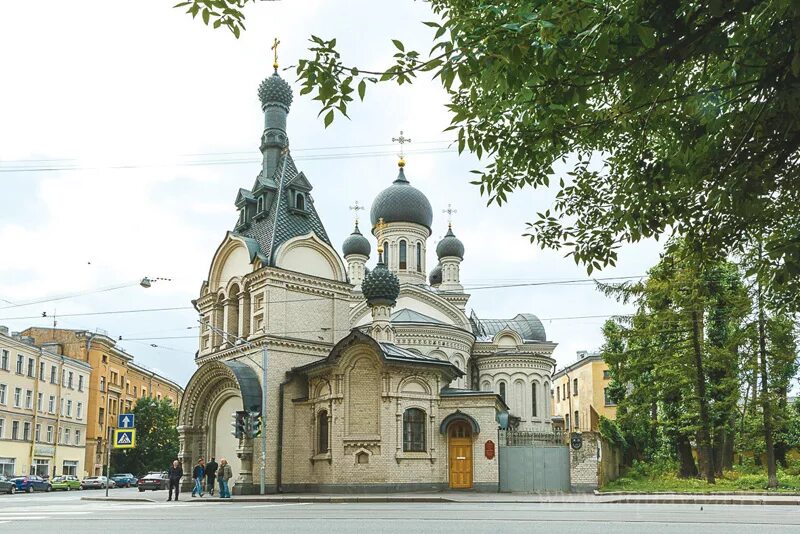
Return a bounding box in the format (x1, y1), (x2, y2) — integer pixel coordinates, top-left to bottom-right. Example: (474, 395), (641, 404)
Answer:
(118, 414), (135, 429)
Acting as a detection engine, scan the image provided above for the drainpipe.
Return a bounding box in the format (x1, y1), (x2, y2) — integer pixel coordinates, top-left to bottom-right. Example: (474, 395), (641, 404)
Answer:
(275, 374), (292, 493)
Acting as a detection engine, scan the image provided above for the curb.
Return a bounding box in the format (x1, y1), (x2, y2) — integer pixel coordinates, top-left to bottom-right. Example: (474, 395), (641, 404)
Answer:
(597, 490), (800, 496)
(81, 497), (157, 503)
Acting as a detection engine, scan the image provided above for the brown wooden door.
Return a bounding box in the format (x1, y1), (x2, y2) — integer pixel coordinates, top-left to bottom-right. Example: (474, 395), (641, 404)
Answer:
(448, 422), (473, 489)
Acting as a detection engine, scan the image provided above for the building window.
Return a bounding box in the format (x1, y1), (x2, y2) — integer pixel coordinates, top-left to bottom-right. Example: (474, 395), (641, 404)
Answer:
(402, 408), (426, 452)
(77, 402), (83, 419)
(101, 354), (107, 364)
(35, 423), (41, 442)
(133, 386), (137, 397)
(498, 381), (506, 402)
(11, 420), (19, 440)
(48, 395), (55, 413)
(0, 418), (4, 438)
(99, 377), (105, 392)
(47, 426), (53, 443)
(416, 242), (422, 272)
(573, 378), (578, 396)
(63, 460), (78, 476)
(66, 400), (72, 417)
(556, 385), (560, 401)
(603, 370), (611, 380)
(16, 355), (23, 374)
(565, 414), (570, 432)
(0, 457), (15, 477)
(14, 387), (21, 407)
(574, 410), (580, 430)
(23, 421), (31, 441)
(63, 428), (70, 444)
(39, 362), (45, 381)
(0, 384), (6, 404)
(98, 407), (105, 426)
(399, 240), (407, 269)
(383, 241), (389, 265)
(78, 375), (84, 392)
(604, 387), (616, 406)
(50, 366), (57, 384)
(25, 390), (32, 410)
(531, 382), (538, 418)
(37, 392), (43, 412)
(317, 410), (329, 454)
(75, 430), (81, 446)
(0, 350), (8, 370)
(295, 192), (305, 210)
(68, 371), (74, 389)
(257, 196), (264, 212)
(27, 358), (35, 378)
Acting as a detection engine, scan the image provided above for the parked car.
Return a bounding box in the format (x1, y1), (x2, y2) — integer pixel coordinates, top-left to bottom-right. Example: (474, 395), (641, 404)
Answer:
(50, 475), (82, 491)
(0, 475), (16, 494)
(137, 472), (168, 492)
(81, 476), (115, 489)
(11, 475), (51, 493)
(110, 473), (138, 488)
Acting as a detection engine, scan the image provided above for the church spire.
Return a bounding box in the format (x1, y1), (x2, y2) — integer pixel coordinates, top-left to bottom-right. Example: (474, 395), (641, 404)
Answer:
(257, 37), (292, 180)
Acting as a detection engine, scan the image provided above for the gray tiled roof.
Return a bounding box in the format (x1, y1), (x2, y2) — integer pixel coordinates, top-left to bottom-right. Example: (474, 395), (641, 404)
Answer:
(469, 311), (548, 342)
(390, 308), (446, 325)
(236, 151), (332, 265)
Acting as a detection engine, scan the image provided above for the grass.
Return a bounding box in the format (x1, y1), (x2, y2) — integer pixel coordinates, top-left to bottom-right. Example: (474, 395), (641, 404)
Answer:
(600, 460), (800, 493)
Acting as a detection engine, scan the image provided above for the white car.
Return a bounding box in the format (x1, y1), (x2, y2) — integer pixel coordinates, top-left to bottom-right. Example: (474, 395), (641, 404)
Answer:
(80, 476), (116, 489)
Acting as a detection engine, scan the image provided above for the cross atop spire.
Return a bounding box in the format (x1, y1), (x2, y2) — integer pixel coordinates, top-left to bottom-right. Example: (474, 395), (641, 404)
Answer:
(271, 37), (281, 71)
(443, 203), (457, 227)
(392, 130), (411, 167)
(349, 200), (365, 224)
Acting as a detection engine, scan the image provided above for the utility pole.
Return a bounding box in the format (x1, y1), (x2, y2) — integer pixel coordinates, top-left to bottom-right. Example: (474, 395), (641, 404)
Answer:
(105, 424), (112, 497)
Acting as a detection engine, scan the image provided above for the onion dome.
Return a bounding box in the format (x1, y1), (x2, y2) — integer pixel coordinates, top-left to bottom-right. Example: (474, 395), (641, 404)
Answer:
(362, 261), (400, 307)
(429, 263), (442, 286)
(258, 72), (293, 110)
(342, 222), (371, 257)
(436, 225), (464, 259)
(370, 166), (433, 230)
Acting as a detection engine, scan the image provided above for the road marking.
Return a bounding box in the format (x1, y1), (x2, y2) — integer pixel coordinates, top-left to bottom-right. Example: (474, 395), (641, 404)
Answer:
(241, 503), (312, 509)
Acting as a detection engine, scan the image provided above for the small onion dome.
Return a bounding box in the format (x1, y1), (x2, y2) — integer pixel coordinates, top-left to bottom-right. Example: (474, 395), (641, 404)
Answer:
(429, 263), (442, 286)
(436, 225), (464, 259)
(362, 261), (400, 307)
(258, 72), (293, 110)
(342, 222), (371, 257)
(370, 166), (433, 230)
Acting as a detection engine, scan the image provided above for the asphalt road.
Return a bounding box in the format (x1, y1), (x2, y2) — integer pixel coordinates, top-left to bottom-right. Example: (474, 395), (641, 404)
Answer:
(0, 488), (798, 533)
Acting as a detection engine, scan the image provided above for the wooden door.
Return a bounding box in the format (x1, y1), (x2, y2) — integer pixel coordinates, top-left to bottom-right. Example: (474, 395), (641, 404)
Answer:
(448, 422), (473, 489)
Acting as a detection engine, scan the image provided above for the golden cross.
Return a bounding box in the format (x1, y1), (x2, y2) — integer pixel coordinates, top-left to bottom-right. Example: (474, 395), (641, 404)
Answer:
(271, 37), (281, 70)
(443, 203), (457, 227)
(349, 201), (365, 224)
(375, 217), (387, 255)
(391, 130), (411, 166)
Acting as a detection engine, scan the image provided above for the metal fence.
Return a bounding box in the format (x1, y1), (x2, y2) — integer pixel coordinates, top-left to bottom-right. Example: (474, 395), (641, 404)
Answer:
(499, 429), (565, 447)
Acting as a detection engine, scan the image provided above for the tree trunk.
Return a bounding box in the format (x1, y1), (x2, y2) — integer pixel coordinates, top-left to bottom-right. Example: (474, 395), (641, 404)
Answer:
(757, 275), (778, 488)
(691, 309), (715, 484)
(677, 436), (699, 478)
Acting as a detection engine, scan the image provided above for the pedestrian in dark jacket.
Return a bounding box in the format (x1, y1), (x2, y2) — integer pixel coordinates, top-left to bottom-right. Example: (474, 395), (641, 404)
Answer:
(167, 460), (183, 501)
(205, 457), (218, 496)
(191, 458), (205, 497)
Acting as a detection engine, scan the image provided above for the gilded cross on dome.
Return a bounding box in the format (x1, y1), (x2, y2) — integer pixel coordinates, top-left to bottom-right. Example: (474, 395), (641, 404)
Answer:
(443, 203), (457, 227)
(391, 130), (411, 167)
(271, 37), (281, 70)
(349, 200), (365, 224)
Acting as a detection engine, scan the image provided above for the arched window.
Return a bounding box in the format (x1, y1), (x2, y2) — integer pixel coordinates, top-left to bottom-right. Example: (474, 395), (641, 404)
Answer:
(383, 241), (389, 265)
(498, 381), (506, 402)
(403, 408), (426, 452)
(296, 192), (305, 211)
(257, 196), (264, 212)
(317, 410), (329, 453)
(531, 382), (538, 418)
(399, 240), (407, 269)
(416, 242), (422, 272)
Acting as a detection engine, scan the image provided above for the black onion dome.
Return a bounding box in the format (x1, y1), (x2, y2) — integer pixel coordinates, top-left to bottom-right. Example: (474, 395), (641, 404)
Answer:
(362, 262), (400, 306)
(258, 72), (293, 110)
(429, 263), (442, 286)
(370, 167), (433, 230)
(436, 226), (464, 259)
(342, 223), (371, 257)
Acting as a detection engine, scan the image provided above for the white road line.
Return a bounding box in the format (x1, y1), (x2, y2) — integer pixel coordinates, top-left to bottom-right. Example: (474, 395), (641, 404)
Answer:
(241, 503), (312, 509)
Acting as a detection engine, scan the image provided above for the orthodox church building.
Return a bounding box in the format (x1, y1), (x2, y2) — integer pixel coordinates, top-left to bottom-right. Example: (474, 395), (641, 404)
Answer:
(178, 63), (557, 493)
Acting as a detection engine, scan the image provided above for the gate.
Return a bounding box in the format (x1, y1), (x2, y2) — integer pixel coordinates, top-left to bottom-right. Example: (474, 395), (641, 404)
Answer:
(498, 429), (570, 492)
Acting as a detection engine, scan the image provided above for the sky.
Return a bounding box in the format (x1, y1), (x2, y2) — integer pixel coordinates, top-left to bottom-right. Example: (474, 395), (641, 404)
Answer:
(0, 0), (664, 387)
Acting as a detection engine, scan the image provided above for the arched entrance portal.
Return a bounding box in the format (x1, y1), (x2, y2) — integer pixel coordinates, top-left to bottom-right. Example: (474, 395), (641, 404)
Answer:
(207, 391), (243, 488)
(448, 421), (473, 489)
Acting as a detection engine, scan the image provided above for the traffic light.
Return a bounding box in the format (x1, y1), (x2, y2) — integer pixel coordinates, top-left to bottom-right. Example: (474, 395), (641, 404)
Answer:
(231, 410), (247, 438)
(248, 411), (262, 438)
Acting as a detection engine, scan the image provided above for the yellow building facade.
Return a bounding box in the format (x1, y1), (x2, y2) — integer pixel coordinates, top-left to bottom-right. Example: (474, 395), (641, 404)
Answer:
(0, 327), (91, 478)
(551, 351), (617, 433)
(21, 328), (183, 476)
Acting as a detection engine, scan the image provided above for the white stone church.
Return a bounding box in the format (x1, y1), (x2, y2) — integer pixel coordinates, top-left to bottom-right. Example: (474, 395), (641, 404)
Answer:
(178, 65), (557, 493)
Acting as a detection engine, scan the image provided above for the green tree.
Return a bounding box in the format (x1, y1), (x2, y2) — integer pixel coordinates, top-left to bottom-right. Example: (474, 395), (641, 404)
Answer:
(111, 397), (179, 476)
(178, 0), (800, 310)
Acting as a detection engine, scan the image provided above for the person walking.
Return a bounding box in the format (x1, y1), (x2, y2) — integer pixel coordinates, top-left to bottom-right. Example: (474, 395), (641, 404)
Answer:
(205, 457), (218, 496)
(167, 459), (183, 502)
(217, 458), (233, 498)
(191, 458), (205, 497)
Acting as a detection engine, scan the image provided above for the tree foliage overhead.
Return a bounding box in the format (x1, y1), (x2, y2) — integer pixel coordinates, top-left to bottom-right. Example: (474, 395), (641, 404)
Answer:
(178, 0), (800, 310)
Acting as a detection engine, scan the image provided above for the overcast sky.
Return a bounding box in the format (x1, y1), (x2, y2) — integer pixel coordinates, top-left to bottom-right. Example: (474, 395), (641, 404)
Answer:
(0, 0), (663, 386)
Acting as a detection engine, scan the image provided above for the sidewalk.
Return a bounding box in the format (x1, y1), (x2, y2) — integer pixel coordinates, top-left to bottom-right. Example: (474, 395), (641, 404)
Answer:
(82, 491), (800, 506)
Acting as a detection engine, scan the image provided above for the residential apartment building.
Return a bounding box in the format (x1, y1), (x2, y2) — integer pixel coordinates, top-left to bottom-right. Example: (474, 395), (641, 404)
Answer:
(551, 350), (617, 433)
(0, 326), (91, 478)
(21, 328), (183, 476)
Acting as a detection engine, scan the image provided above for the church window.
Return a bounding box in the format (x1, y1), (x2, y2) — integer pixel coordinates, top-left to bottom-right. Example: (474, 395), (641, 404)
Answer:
(531, 382), (538, 418)
(257, 196), (264, 212)
(556, 386), (560, 401)
(416, 242), (422, 272)
(317, 410), (329, 453)
(498, 381), (506, 402)
(573, 378), (578, 396)
(356, 451), (369, 464)
(399, 240), (407, 269)
(383, 242), (389, 265)
(402, 408), (426, 452)
(296, 192), (305, 211)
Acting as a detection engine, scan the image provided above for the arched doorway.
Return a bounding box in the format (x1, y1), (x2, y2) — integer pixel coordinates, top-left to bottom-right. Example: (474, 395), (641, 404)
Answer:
(209, 394), (242, 485)
(448, 421), (473, 489)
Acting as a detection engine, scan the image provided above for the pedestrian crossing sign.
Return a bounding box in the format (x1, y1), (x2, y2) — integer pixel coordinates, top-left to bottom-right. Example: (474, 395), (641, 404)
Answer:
(113, 429), (136, 449)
